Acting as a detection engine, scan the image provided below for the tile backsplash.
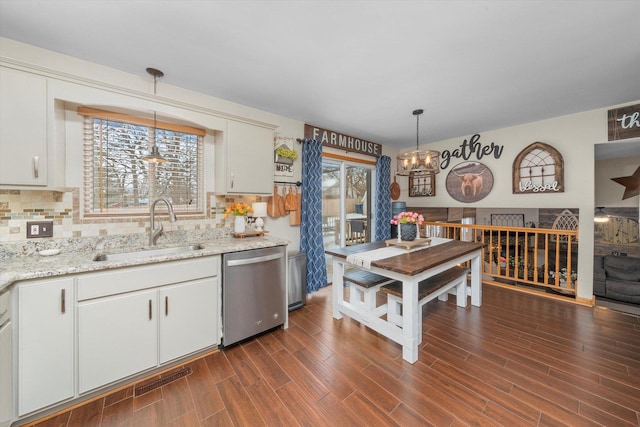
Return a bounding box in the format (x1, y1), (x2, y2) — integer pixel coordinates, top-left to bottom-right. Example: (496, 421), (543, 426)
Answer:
(0, 188), (263, 243)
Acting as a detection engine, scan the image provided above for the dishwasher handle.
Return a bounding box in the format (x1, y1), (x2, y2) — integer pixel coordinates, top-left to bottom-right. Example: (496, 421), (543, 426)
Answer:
(226, 252), (282, 267)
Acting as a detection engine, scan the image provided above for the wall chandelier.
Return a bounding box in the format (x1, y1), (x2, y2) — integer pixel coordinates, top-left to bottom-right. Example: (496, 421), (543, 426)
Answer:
(396, 109), (440, 175)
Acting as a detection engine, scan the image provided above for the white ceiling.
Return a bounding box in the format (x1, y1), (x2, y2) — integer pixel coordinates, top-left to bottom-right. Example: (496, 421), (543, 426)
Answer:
(1, 0), (639, 151)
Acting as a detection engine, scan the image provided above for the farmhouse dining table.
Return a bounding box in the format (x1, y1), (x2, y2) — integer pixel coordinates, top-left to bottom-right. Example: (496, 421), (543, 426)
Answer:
(326, 238), (484, 363)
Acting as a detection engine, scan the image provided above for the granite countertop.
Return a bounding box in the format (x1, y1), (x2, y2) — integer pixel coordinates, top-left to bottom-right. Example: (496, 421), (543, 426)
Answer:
(0, 233), (289, 292)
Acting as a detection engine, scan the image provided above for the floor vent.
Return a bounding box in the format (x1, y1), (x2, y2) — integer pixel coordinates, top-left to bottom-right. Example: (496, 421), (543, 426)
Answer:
(134, 366), (192, 396)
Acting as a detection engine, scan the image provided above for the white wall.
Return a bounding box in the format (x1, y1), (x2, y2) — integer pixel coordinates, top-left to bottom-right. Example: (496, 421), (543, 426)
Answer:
(595, 155), (640, 208)
(393, 105), (640, 301)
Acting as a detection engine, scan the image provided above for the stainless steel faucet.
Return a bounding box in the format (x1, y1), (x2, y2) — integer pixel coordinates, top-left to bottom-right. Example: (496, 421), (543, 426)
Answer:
(149, 198), (177, 246)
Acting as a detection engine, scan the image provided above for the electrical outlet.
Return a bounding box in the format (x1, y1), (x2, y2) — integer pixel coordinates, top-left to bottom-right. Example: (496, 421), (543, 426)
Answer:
(27, 221), (54, 238)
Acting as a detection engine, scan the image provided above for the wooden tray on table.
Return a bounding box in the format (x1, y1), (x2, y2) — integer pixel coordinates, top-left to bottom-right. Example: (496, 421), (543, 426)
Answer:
(385, 238), (431, 251)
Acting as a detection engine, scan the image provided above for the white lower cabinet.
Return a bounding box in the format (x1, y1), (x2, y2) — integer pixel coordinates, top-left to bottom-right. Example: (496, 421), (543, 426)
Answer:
(78, 276), (219, 394)
(78, 289), (158, 394)
(12, 256), (220, 423)
(0, 321), (12, 427)
(159, 277), (219, 364)
(0, 289), (11, 427)
(76, 257), (220, 394)
(17, 277), (74, 416)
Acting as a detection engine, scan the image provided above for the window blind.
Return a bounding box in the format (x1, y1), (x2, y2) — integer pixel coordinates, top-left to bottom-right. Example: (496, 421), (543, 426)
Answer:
(81, 108), (203, 216)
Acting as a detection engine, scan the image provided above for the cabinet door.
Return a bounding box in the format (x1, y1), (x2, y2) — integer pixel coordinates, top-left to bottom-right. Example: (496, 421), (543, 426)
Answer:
(0, 67), (47, 186)
(18, 278), (74, 416)
(0, 321), (12, 427)
(78, 289), (157, 394)
(159, 277), (218, 364)
(222, 121), (274, 194)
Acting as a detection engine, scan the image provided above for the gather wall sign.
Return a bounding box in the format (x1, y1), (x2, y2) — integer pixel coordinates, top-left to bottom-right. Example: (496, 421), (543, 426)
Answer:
(440, 134), (504, 170)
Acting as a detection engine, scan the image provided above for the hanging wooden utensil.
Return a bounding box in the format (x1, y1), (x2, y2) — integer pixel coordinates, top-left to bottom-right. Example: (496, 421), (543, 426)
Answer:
(285, 186), (296, 211)
(267, 185), (278, 217)
(391, 174), (401, 200)
(290, 186), (302, 226)
(277, 185), (286, 216)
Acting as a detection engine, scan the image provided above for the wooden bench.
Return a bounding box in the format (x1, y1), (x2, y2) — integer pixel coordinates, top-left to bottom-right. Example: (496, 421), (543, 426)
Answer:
(343, 269), (398, 316)
(380, 266), (469, 333)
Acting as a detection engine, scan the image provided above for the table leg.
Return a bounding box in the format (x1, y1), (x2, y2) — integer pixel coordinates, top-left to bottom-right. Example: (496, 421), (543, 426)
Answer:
(401, 278), (420, 363)
(332, 259), (345, 319)
(470, 250), (482, 307)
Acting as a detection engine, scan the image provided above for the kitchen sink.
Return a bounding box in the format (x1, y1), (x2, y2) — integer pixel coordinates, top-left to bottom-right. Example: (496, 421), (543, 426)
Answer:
(93, 244), (204, 262)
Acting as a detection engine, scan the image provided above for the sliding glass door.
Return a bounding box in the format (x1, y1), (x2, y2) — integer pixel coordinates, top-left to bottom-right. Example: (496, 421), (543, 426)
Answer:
(322, 159), (374, 280)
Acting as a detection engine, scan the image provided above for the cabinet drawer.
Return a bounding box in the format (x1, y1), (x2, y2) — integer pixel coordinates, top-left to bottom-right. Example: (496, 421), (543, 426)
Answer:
(77, 256), (219, 301)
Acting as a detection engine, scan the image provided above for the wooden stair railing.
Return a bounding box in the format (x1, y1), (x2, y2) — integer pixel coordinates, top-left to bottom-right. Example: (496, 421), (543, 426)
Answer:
(422, 222), (578, 297)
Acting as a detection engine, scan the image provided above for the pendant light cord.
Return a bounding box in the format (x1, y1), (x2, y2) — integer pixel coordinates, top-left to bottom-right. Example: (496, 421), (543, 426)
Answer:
(142, 67), (167, 163)
(153, 74), (157, 140)
(413, 108), (423, 150)
(416, 112), (419, 150)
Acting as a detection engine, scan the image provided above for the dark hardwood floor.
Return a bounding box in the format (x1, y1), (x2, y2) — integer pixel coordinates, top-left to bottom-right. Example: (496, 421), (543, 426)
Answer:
(31, 284), (640, 426)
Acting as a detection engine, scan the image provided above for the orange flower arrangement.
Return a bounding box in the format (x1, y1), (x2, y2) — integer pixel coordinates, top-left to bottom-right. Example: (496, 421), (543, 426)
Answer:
(224, 203), (253, 217)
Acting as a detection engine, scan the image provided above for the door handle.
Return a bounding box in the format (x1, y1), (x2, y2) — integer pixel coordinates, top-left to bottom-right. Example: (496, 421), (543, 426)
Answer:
(149, 299), (152, 320)
(33, 156), (39, 179)
(61, 288), (65, 314)
(165, 296), (168, 316)
(226, 253), (282, 267)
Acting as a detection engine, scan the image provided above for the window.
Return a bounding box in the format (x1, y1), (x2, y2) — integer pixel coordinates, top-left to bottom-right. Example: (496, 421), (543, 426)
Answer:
(79, 107), (204, 216)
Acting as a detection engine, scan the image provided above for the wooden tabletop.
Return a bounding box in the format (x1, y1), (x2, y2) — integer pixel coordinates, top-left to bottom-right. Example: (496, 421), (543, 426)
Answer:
(326, 240), (484, 276)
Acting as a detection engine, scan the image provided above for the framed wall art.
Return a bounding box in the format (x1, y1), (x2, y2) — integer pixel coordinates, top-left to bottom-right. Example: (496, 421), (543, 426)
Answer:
(409, 172), (435, 197)
(445, 161), (493, 203)
(274, 137), (297, 177)
(513, 141), (564, 194)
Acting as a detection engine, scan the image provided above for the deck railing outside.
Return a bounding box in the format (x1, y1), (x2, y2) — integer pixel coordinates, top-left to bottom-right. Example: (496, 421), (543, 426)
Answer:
(422, 221), (578, 297)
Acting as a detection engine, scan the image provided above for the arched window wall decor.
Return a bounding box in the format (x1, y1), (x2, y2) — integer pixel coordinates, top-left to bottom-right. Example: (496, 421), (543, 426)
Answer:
(513, 141), (564, 194)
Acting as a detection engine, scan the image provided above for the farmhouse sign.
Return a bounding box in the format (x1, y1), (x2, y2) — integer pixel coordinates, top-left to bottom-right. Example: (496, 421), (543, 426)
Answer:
(608, 103), (640, 141)
(304, 124), (382, 157)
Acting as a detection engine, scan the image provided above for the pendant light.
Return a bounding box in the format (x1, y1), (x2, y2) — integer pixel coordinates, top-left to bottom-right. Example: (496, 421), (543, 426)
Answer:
(396, 109), (440, 175)
(142, 67), (167, 163)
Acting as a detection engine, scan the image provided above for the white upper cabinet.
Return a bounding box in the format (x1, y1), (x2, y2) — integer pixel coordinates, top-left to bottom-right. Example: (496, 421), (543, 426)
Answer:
(215, 120), (274, 194)
(0, 67), (48, 186)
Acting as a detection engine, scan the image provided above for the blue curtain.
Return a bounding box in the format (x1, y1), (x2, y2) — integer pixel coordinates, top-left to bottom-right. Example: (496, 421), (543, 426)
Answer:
(374, 155), (392, 241)
(300, 138), (327, 293)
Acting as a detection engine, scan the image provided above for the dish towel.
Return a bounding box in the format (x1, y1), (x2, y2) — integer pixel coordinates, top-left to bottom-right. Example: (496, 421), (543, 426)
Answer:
(346, 237), (450, 269)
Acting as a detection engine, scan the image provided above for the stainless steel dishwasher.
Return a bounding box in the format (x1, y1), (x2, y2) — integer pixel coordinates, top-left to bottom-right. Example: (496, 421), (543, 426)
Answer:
(221, 246), (286, 347)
